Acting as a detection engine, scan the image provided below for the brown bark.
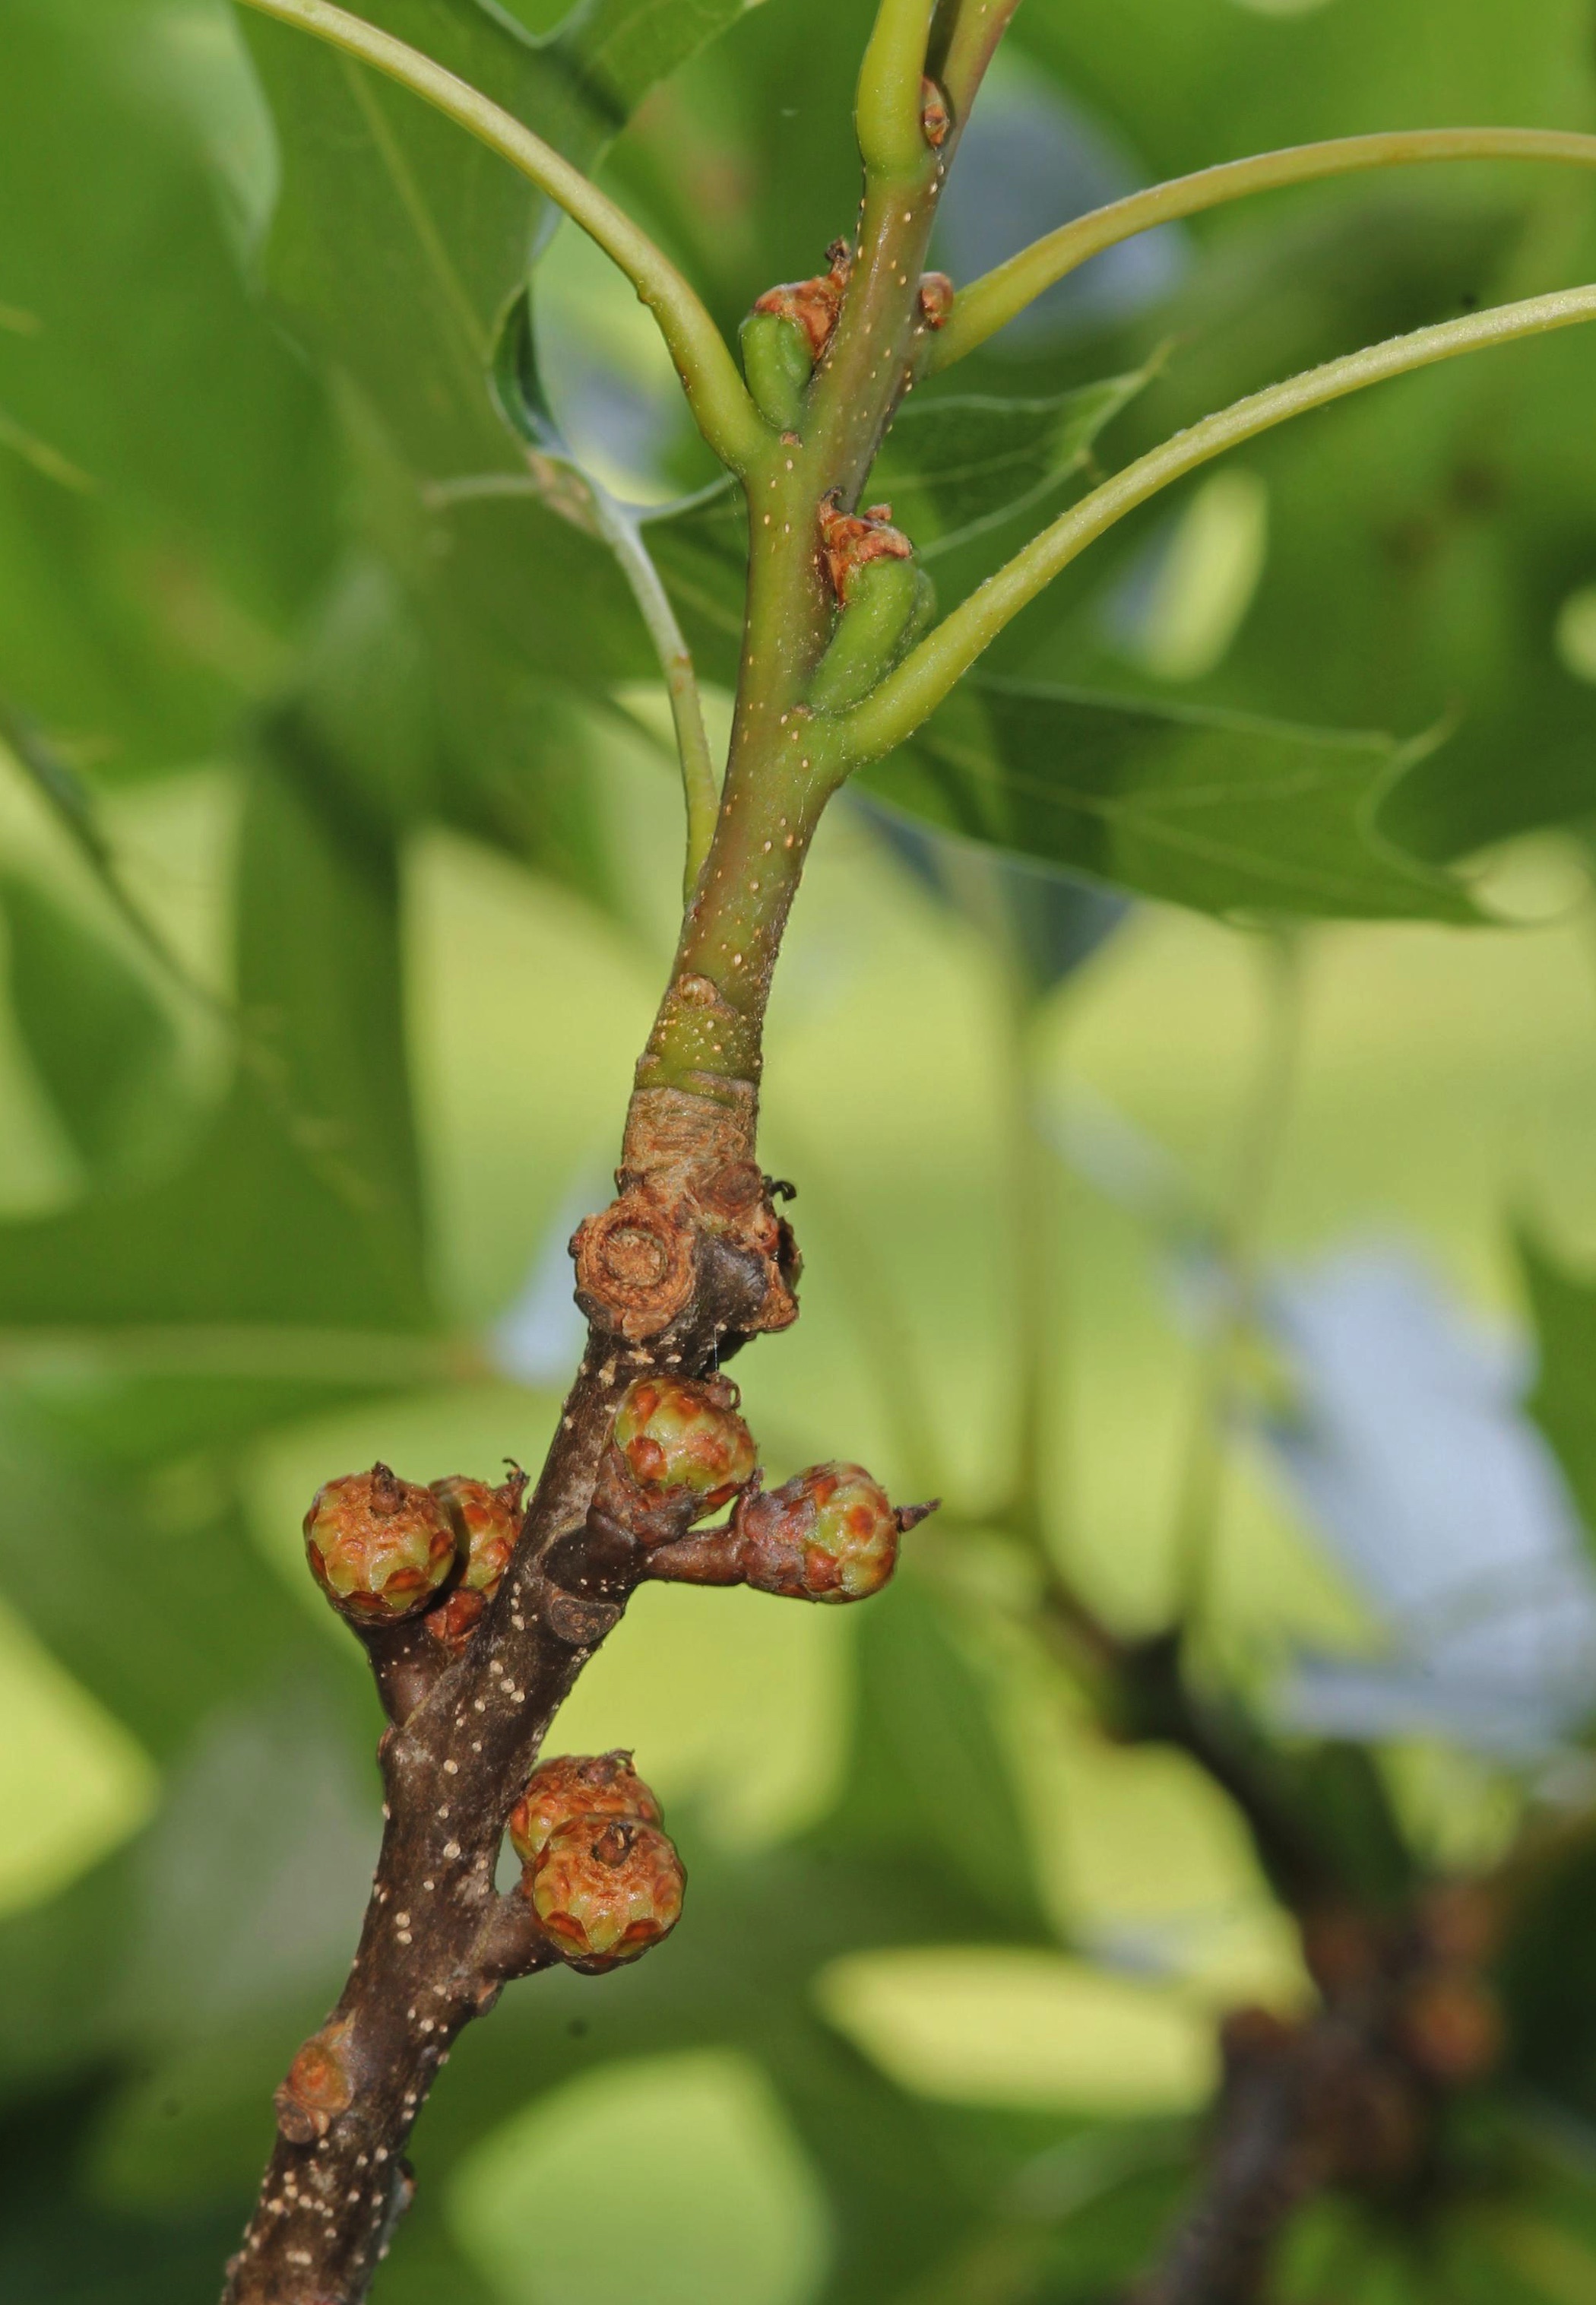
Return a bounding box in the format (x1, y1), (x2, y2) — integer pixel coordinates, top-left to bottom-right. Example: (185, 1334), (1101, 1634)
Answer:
(223, 1088), (796, 2303)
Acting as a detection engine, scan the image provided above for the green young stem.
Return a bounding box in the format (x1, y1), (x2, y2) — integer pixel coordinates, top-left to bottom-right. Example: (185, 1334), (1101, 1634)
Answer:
(634, 724), (844, 1105)
(1170, 933), (1304, 1625)
(933, 0), (1025, 121)
(933, 127), (1596, 371)
(636, 132), (958, 1101)
(591, 493), (720, 896)
(837, 281), (1596, 763)
(857, 0), (938, 179)
(233, 0), (767, 474)
(633, 0), (1021, 1107)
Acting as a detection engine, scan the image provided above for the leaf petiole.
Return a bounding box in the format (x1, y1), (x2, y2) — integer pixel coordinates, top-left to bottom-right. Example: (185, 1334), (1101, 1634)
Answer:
(933, 127), (1596, 371)
(233, 0), (768, 474)
(837, 281), (1596, 767)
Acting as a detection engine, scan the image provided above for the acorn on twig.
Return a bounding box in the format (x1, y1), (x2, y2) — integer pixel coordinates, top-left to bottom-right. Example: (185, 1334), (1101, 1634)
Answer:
(420, 1465), (530, 1645)
(304, 1464), (457, 1623)
(645, 1459), (936, 1603)
(430, 1466), (528, 1600)
(508, 1751), (663, 1867)
(737, 1460), (933, 1600)
(594, 1372), (758, 1548)
(524, 1814), (684, 1971)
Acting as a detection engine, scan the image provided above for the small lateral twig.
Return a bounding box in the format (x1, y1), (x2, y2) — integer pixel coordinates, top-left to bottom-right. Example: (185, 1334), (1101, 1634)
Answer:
(1132, 2016), (1347, 2305)
(227, 1179), (801, 2301)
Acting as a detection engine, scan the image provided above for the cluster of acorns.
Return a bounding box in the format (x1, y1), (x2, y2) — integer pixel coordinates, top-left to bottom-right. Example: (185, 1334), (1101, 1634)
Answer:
(299, 1386), (928, 1973)
(302, 1377), (932, 1630)
(303, 1460), (527, 1634)
(506, 1751), (683, 1971)
(600, 1372), (935, 1600)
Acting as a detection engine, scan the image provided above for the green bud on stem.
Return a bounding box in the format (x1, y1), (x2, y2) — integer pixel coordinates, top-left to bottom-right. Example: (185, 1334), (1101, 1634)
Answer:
(739, 309), (815, 433)
(809, 553), (936, 712)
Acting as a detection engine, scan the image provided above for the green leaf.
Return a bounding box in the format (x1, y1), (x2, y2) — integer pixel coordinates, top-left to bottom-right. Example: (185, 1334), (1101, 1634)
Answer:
(0, 1406), (328, 1758)
(871, 370), (1153, 561)
(0, 2075), (245, 2305)
(1521, 1229), (1596, 1552)
(290, 547), (631, 912)
(240, 0), (543, 479)
(240, 0), (752, 480)
(641, 477), (750, 686)
(0, 729), (431, 1336)
(0, 0), (336, 778)
(544, 0), (761, 135)
(827, 1571), (1050, 1935)
(1012, 0), (1596, 185)
(970, 175), (1596, 864)
(862, 678), (1479, 922)
(0, 703), (198, 990)
(0, 873), (187, 1191)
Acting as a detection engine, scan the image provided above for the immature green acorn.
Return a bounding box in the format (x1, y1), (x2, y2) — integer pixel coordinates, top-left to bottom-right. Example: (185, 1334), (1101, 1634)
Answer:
(508, 1750), (663, 1868)
(430, 1466), (528, 1600)
(612, 1374), (758, 1520)
(526, 1814), (686, 1968)
(304, 1463), (457, 1622)
(733, 1462), (936, 1602)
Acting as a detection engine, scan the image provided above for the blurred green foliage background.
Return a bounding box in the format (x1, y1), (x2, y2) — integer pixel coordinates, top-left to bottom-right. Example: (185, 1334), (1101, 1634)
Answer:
(11, 0), (1596, 2298)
